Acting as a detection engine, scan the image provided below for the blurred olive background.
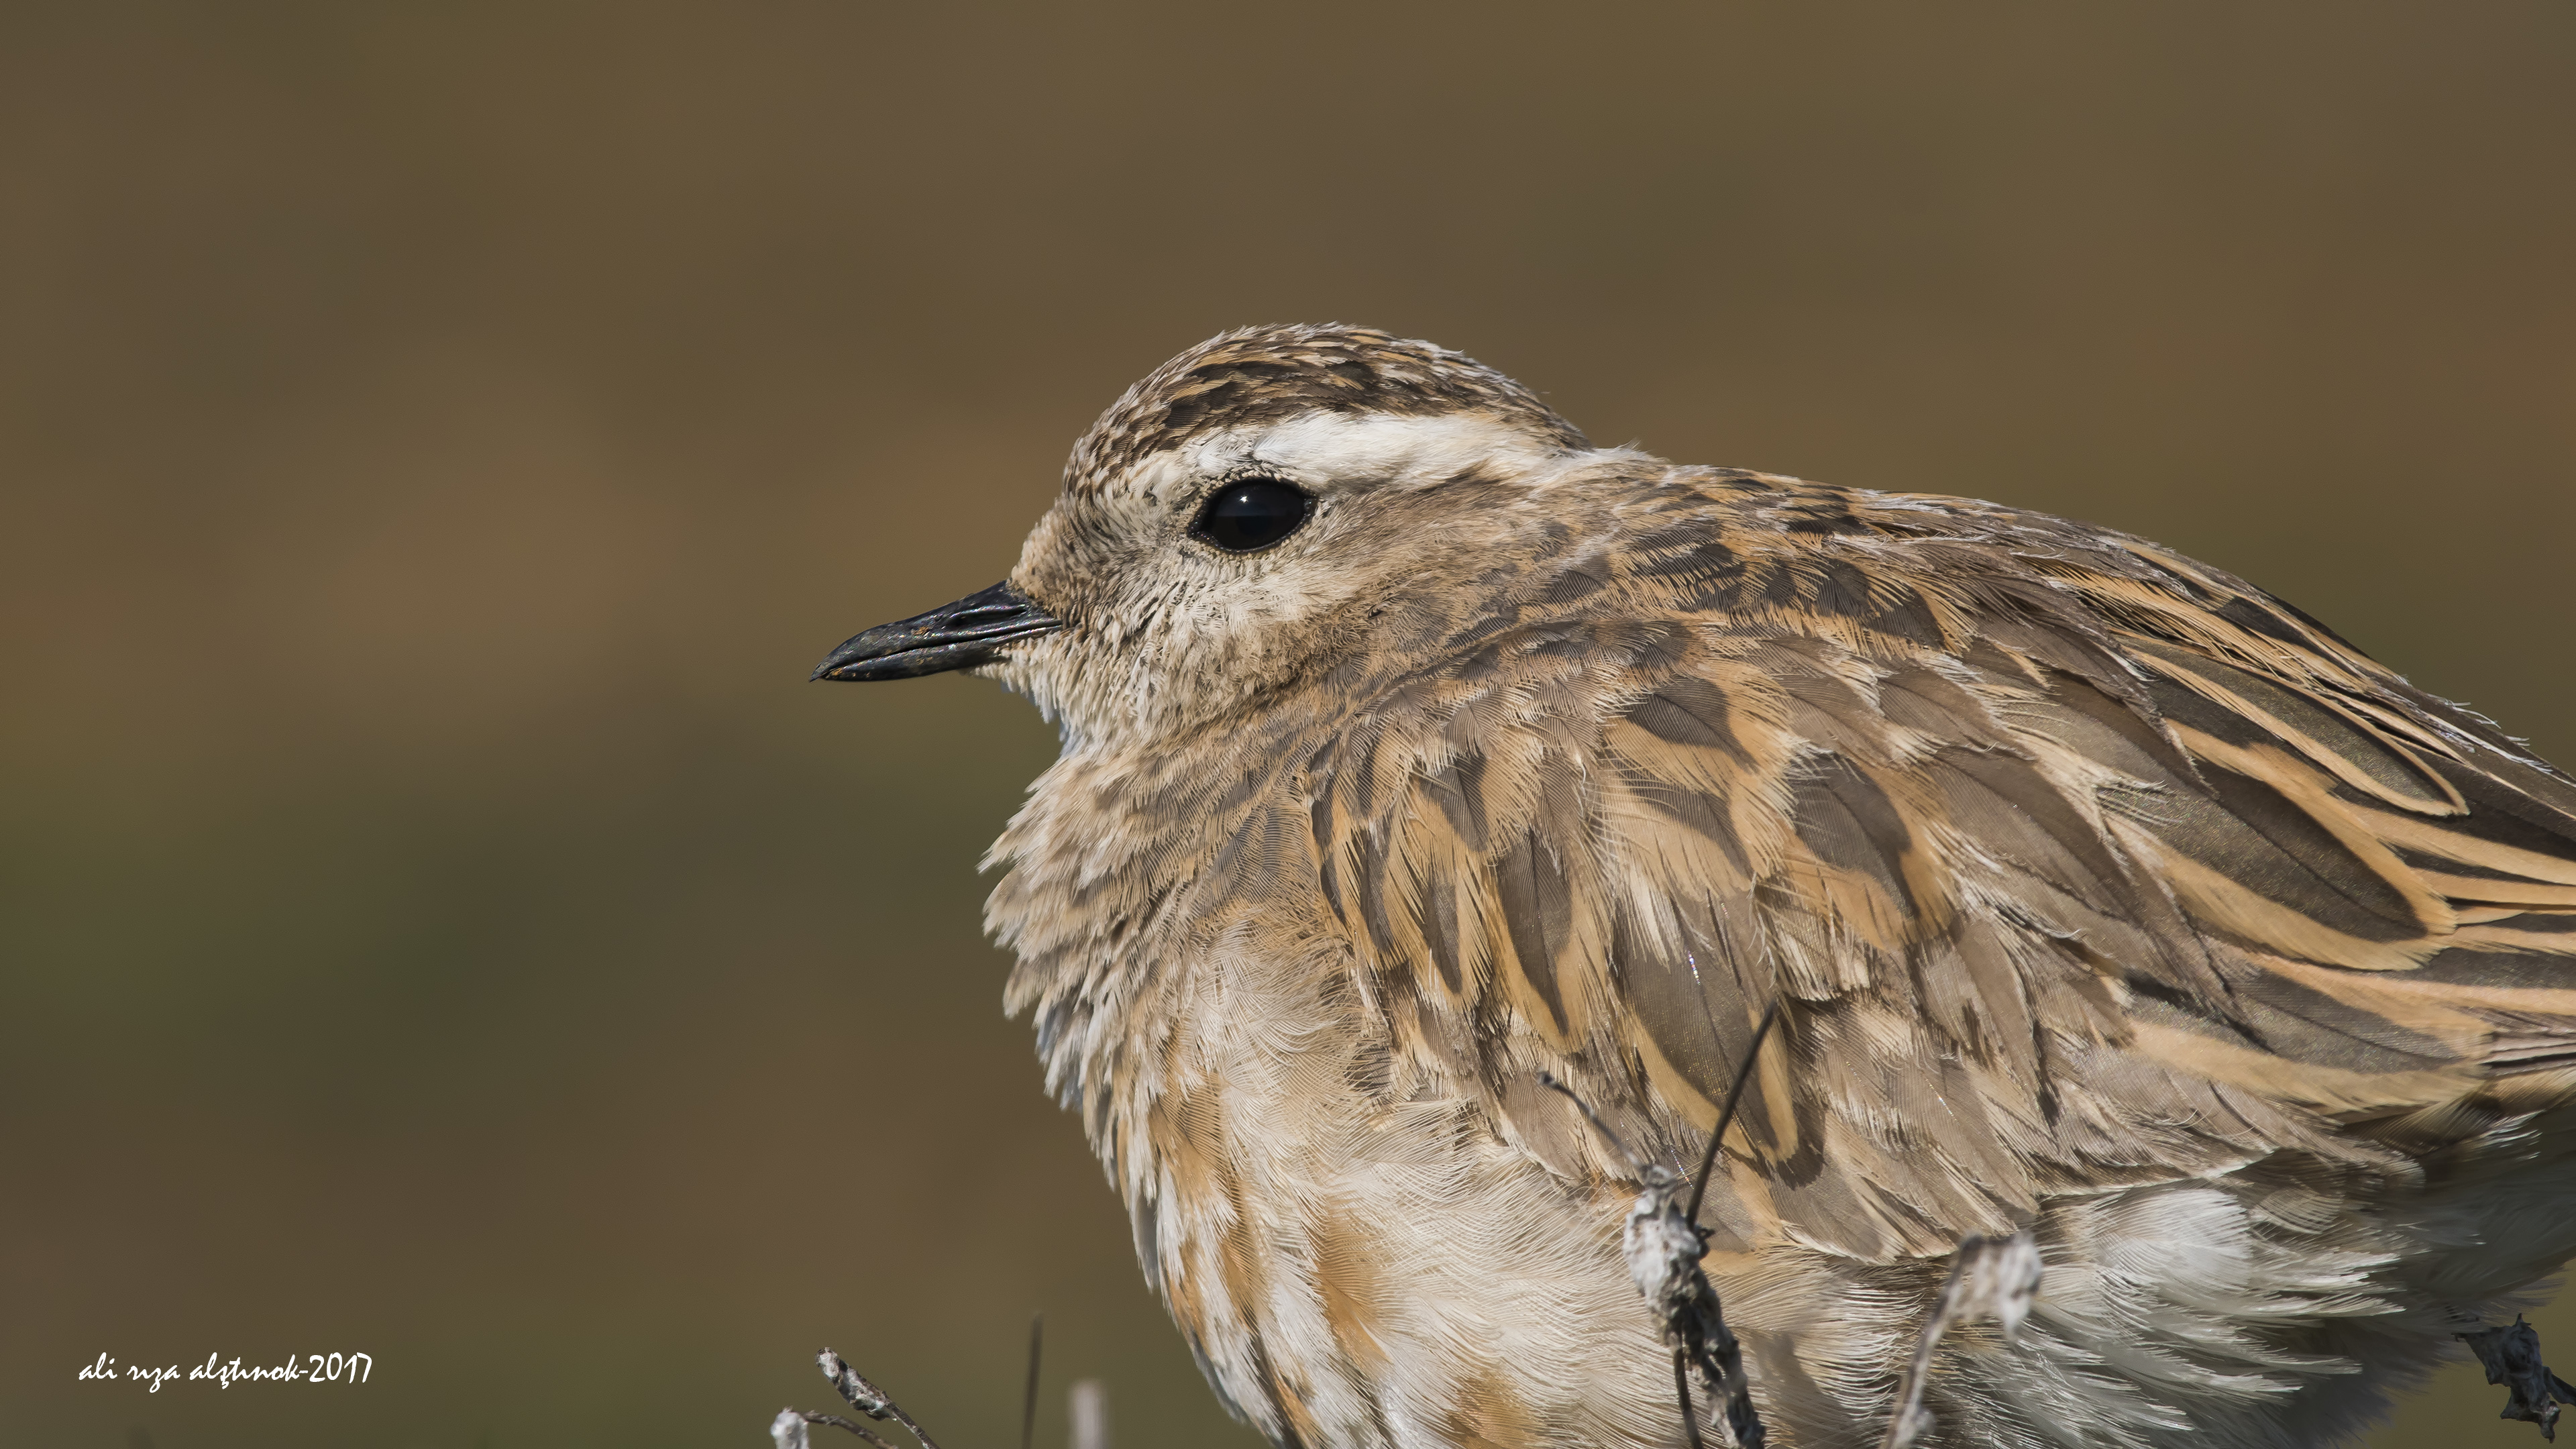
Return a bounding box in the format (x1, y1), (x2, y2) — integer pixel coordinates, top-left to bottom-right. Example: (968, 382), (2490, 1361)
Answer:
(3, 2), (2572, 1446)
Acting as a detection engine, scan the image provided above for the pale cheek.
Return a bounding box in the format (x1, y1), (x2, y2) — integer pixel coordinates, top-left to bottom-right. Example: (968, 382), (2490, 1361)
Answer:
(1191, 573), (1320, 644)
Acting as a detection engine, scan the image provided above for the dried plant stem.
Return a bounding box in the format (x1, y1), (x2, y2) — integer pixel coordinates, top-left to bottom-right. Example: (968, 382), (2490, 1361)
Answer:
(1021, 1316), (1044, 1449)
(784, 1348), (945, 1449)
(790, 1411), (910, 1449)
(2459, 1316), (2576, 1441)
(1069, 1378), (1111, 1449)
(1684, 1001), (1781, 1227)
(1878, 1232), (2044, 1449)
(1541, 1000), (1779, 1449)
(1672, 1352), (1705, 1449)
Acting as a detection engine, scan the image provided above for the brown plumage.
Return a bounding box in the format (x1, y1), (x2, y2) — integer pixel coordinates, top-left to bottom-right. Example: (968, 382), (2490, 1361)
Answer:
(816, 325), (2576, 1449)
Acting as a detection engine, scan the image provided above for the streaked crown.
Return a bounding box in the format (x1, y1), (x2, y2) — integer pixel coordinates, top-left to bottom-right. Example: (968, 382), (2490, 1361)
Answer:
(1063, 323), (1591, 493)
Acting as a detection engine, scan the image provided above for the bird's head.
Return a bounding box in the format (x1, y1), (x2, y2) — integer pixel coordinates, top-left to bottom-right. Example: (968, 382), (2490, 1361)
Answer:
(814, 325), (1603, 747)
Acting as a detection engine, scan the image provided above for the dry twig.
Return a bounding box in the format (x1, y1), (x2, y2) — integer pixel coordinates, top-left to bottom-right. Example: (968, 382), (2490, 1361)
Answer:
(1878, 1232), (2045, 1449)
(1021, 1316), (1044, 1449)
(1069, 1378), (1110, 1449)
(2461, 1316), (2576, 1442)
(1542, 999), (1780, 1449)
(775, 1348), (948, 1449)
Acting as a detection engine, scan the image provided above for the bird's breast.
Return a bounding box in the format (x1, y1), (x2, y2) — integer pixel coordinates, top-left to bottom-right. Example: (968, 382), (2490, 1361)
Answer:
(1109, 929), (1682, 1449)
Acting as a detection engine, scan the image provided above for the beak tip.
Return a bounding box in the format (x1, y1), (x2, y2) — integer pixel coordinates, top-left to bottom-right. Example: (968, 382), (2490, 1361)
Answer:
(810, 581), (1059, 686)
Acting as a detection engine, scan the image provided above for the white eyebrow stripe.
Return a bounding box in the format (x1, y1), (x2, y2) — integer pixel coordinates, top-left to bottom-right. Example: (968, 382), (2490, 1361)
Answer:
(1183, 409), (1567, 488)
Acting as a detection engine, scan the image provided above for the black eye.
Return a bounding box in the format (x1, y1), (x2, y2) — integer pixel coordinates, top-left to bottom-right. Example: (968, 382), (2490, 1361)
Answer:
(1191, 478), (1313, 553)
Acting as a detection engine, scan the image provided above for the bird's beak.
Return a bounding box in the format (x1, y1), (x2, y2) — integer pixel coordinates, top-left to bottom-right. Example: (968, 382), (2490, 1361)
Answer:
(811, 580), (1064, 682)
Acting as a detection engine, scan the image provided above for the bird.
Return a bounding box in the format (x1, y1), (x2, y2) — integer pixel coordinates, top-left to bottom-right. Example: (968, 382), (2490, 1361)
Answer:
(814, 325), (2576, 1449)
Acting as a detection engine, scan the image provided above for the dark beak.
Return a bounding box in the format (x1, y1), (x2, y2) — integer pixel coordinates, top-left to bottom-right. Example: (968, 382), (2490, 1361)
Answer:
(811, 580), (1064, 682)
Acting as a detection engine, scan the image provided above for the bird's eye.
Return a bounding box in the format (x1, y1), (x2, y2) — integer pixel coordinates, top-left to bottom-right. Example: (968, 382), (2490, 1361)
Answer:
(1191, 478), (1313, 553)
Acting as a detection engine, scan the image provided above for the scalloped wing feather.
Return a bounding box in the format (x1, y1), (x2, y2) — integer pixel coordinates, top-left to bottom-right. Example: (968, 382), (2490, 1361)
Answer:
(1275, 474), (2576, 1262)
